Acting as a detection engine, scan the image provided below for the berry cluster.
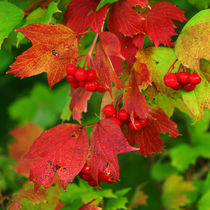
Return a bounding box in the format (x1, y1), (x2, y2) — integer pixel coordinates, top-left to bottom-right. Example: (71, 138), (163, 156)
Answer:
(164, 72), (201, 91)
(103, 104), (148, 131)
(66, 64), (106, 93)
(79, 164), (115, 187)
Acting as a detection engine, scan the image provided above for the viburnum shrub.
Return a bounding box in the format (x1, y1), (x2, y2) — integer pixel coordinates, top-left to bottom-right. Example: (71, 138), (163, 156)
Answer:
(6, 0), (209, 195)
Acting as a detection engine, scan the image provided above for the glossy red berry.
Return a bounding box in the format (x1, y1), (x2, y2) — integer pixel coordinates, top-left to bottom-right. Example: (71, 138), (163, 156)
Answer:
(79, 173), (92, 181)
(128, 120), (142, 131)
(88, 180), (98, 187)
(96, 83), (106, 93)
(177, 72), (189, 84)
(75, 68), (87, 81)
(164, 73), (177, 87)
(110, 117), (121, 126)
(103, 105), (116, 118)
(98, 172), (111, 182)
(66, 75), (76, 83)
(85, 81), (98, 92)
(117, 109), (129, 121)
(78, 81), (86, 87)
(70, 82), (79, 88)
(66, 64), (77, 75)
(132, 111), (138, 119)
(82, 164), (90, 175)
(172, 82), (182, 90)
(189, 73), (201, 85)
(139, 119), (148, 127)
(183, 83), (196, 91)
(87, 69), (97, 81)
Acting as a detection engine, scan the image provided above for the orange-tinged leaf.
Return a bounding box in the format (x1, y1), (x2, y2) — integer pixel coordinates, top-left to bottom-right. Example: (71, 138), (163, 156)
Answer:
(25, 124), (89, 190)
(94, 32), (124, 93)
(79, 199), (101, 210)
(8, 23), (78, 88)
(123, 108), (180, 155)
(89, 119), (138, 183)
(69, 87), (93, 123)
(175, 9), (210, 73)
(123, 63), (151, 119)
(9, 122), (43, 177)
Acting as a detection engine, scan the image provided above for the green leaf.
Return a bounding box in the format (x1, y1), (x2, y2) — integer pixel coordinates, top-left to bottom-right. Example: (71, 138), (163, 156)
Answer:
(198, 190), (210, 210)
(60, 95), (72, 122)
(0, 1), (24, 48)
(105, 188), (130, 210)
(152, 162), (178, 181)
(175, 9), (210, 72)
(9, 84), (69, 128)
(0, 48), (13, 73)
(16, 2), (61, 46)
(162, 175), (195, 210)
(187, 0), (210, 10)
(96, 0), (118, 11)
(61, 179), (116, 205)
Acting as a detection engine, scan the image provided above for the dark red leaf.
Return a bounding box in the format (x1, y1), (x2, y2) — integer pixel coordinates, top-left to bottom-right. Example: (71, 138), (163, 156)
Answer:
(88, 119), (138, 183)
(65, 0), (109, 33)
(25, 124), (89, 190)
(123, 108), (180, 155)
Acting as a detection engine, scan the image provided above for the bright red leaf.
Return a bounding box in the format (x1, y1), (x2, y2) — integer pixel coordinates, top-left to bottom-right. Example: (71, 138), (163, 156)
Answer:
(123, 108), (180, 155)
(25, 124), (89, 190)
(123, 63), (151, 119)
(8, 23), (78, 88)
(9, 122), (43, 177)
(94, 32), (124, 93)
(88, 119), (138, 183)
(69, 87), (93, 123)
(139, 2), (187, 47)
(65, 0), (109, 33)
(108, 0), (147, 37)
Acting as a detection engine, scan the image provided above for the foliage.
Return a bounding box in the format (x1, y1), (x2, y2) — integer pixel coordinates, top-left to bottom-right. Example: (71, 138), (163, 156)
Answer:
(0, 0), (209, 209)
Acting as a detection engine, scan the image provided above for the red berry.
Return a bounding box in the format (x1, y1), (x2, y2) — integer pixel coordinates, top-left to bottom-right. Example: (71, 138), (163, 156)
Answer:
(183, 83), (196, 91)
(70, 82), (79, 88)
(189, 73), (201, 85)
(96, 83), (106, 93)
(164, 73), (177, 87)
(75, 68), (87, 81)
(177, 72), (189, 84)
(98, 172), (111, 182)
(66, 75), (76, 83)
(172, 82), (182, 90)
(128, 120), (142, 131)
(88, 180), (98, 187)
(139, 119), (148, 127)
(87, 69), (97, 81)
(132, 111), (138, 119)
(82, 164), (90, 175)
(79, 173), (92, 181)
(117, 109), (129, 121)
(66, 64), (77, 75)
(107, 178), (116, 184)
(110, 117), (121, 126)
(103, 105), (116, 118)
(85, 81), (98, 92)
(78, 81), (86, 87)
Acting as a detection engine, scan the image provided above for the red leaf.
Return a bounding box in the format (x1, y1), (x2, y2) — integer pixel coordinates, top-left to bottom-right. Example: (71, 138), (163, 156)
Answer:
(25, 124), (89, 190)
(108, 0), (147, 37)
(139, 2), (186, 47)
(89, 119), (138, 183)
(65, 0), (109, 33)
(9, 122), (43, 177)
(123, 108), (180, 155)
(8, 23), (78, 88)
(94, 32), (124, 93)
(69, 87), (93, 123)
(123, 63), (151, 119)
